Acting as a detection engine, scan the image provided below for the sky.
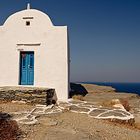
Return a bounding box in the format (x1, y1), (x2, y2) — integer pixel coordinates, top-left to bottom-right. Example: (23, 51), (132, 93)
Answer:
(0, 0), (140, 83)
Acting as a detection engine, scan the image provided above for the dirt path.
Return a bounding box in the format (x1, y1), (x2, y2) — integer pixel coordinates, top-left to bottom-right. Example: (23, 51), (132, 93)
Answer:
(10, 100), (134, 125)
(0, 83), (140, 140)
(0, 101), (139, 140)
(20, 112), (140, 140)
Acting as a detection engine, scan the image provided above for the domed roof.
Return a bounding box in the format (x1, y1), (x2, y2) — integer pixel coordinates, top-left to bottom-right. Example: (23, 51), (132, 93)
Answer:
(4, 8), (53, 27)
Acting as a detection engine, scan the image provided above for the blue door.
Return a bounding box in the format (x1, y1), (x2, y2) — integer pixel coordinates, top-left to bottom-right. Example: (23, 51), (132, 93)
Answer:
(20, 52), (34, 85)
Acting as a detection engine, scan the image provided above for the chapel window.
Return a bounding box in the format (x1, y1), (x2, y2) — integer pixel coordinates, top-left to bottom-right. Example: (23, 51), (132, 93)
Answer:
(26, 21), (30, 26)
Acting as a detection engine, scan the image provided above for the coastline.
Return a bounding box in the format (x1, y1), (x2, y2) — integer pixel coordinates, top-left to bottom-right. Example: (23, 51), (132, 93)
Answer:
(80, 82), (140, 95)
(72, 82), (139, 95)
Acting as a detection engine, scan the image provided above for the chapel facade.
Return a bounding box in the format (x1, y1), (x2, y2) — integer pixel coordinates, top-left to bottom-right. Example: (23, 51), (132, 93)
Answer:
(0, 5), (69, 100)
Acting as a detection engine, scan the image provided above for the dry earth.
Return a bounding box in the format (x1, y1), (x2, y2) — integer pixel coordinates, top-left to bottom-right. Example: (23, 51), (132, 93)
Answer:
(0, 83), (140, 140)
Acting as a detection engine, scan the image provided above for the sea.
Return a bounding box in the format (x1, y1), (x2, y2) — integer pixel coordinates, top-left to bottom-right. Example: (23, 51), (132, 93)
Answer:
(83, 82), (140, 95)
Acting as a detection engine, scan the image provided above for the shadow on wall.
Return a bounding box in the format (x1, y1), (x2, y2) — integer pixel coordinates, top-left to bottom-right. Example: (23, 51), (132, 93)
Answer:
(69, 83), (88, 98)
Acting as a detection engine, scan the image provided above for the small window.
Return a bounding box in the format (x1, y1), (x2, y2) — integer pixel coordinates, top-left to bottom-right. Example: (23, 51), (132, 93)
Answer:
(26, 21), (30, 26)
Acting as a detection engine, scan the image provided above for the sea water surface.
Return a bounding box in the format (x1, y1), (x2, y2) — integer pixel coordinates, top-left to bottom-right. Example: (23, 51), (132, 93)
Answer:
(84, 82), (140, 95)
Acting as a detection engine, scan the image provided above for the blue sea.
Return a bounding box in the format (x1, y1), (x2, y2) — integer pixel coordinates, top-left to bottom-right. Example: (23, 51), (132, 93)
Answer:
(84, 82), (140, 95)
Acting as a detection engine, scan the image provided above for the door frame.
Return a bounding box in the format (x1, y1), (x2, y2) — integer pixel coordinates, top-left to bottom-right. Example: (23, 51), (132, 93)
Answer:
(19, 51), (34, 85)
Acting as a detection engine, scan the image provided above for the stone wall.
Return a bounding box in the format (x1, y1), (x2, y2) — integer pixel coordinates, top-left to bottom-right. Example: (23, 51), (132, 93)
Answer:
(0, 87), (56, 105)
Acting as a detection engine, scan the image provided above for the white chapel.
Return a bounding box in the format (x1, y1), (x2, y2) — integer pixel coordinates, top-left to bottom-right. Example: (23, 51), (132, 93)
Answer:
(0, 4), (69, 101)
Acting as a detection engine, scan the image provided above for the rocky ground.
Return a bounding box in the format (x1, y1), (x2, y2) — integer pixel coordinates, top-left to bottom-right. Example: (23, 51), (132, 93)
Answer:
(0, 83), (140, 140)
(0, 112), (21, 140)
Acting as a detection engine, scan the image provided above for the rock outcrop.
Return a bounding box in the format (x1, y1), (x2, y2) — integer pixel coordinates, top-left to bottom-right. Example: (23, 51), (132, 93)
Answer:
(81, 83), (116, 93)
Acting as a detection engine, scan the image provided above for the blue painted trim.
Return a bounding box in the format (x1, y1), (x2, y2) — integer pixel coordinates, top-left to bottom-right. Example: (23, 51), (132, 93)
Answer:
(20, 52), (34, 85)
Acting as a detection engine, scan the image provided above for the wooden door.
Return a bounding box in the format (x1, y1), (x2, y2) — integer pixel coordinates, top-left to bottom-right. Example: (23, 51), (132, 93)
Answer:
(20, 52), (34, 85)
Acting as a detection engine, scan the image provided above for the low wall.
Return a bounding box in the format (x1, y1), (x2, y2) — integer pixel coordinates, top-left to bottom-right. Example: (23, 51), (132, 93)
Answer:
(0, 87), (56, 105)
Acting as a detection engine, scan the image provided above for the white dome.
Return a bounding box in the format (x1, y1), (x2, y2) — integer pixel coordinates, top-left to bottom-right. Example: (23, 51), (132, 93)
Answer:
(4, 9), (53, 27)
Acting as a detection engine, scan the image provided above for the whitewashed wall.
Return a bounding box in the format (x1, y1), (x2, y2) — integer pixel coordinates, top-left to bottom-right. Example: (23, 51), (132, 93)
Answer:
(0, 9), (69, 101)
